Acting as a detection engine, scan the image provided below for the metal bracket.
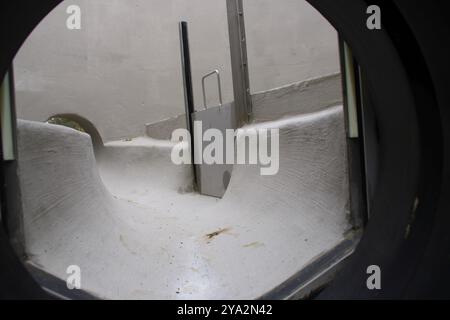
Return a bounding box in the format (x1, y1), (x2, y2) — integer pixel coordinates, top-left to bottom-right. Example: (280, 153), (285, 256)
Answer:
(226, 0), (252, 124)
(202, 69), (223, 110)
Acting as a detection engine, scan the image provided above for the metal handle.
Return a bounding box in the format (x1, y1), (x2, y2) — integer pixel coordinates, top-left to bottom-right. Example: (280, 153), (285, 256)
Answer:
(202, 69), (223, 110)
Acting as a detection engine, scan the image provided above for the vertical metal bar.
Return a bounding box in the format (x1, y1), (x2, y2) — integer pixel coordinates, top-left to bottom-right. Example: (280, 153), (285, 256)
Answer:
(179, 21), (197, 184)
(226, 0), (252, 125)
(343, 42), (359, 138)
(358, 66), (376, 221)
(0, 65), (25, 258)
(339, 38), (368, 228)
(1, 70), (16, 161)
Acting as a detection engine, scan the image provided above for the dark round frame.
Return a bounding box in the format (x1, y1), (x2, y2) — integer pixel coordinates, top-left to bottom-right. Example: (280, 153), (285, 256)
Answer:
(1, 0), (449, 299)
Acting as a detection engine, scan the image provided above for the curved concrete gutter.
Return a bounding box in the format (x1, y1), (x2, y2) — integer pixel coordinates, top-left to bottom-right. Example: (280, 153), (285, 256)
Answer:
(16, 105), (350, 299)
(251, 73), (342, 122)
(144, 73), (342, 140)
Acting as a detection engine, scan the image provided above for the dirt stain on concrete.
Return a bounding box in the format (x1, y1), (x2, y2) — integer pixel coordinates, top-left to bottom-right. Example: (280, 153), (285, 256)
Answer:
(205, 227), (231, 243)
(242, 241), (265, 248)
(120, 234), (137, 255)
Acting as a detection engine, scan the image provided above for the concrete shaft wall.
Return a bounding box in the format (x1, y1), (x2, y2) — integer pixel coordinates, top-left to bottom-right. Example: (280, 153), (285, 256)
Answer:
(13, 0), (339, 141)
(17, 105), (349, 299)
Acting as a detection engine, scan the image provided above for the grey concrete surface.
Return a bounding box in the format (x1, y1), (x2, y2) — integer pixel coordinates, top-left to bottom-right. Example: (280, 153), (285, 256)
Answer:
(14, 0), (339, 142)
(16, 104), (350, 299)
(145, 73), (342, 139)
(145, 114), (187, 140)
(244, 0), (340, 94)
(251, 73), (342, 122)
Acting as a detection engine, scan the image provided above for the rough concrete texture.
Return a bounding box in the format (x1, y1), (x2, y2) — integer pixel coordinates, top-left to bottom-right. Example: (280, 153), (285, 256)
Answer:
(145, 114), (187, 140)
(251, 73), (342, 122)
(14, 0), (339, 141)
(16, 105), (350, 299)
(145, 73), (342, 140)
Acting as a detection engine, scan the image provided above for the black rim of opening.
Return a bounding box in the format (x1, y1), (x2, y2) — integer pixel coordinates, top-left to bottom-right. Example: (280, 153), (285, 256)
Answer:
(0, 0), (449, 299)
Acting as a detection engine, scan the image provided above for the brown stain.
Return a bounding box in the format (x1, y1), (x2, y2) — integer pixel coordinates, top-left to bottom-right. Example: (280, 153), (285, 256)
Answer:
(120, 234), (137, 255)
(205, 227), (231, 243)
(242, 241), (265, 248)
